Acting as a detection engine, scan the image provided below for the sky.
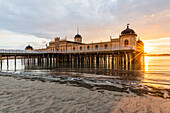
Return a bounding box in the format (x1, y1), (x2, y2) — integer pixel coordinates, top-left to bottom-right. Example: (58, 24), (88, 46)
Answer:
(0, 0), (170, 54)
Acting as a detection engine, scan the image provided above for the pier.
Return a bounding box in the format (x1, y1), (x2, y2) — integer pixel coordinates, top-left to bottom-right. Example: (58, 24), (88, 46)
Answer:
(0, 25), (145, 71)
(0, 46), (144, 71)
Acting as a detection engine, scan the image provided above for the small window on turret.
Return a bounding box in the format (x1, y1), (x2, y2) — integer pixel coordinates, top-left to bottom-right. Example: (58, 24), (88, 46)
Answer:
(124, 40), (129, 47)
(73, 47), (75, 51)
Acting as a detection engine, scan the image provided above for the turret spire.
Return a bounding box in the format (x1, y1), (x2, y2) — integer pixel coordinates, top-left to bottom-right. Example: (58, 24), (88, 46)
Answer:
(77, 27), (79, 34)
(127, 24), (130, 29)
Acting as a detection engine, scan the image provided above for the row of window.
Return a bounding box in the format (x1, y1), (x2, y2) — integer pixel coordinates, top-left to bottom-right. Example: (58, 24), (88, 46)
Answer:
(59, 40), (129, 51)
(72, 44), (108, 51)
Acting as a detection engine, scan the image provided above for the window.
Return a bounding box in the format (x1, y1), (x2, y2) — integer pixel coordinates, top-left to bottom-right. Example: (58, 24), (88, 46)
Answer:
(105, 44), (107, 49)
(80, 46), (82, 50)
(55, 42), (59, 47)
(73, 47), (75, 51)
(95, 45), (98, 50)
(124, 39), (129, 47)
(87, 46), (90, 50)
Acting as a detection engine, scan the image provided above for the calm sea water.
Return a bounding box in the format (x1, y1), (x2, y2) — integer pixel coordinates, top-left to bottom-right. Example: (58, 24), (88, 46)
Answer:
(0, 56), (170, 98)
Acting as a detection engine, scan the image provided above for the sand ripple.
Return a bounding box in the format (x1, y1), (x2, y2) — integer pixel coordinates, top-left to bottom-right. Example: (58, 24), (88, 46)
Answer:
(0, 75), (170, 113)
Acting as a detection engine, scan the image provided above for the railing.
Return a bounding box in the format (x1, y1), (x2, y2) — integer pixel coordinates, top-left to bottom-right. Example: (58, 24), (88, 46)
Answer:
(0, 49), (37, 54)
(0, 45), (136, 54)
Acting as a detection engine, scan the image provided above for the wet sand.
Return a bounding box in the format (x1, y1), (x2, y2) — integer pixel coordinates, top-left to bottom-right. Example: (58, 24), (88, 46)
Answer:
(0, 76), (170, 113)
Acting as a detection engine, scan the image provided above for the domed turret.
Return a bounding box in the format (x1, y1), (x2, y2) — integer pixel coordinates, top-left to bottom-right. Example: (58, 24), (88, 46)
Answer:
(121, 24), (137, 36)
(74, 27), (82, 43)
(25, 45), (34, 50)
(75, 34), (82, 38)
(119, 24), (137, 47)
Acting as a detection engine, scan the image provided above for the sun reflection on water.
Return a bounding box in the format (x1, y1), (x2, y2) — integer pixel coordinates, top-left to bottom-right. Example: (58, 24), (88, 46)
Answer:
(144, 56), (150, 71)
(142, 56), (170, 89)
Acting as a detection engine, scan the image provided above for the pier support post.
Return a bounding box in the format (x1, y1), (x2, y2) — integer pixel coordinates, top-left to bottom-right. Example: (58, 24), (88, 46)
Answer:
(62, 54), (64, 64)
(96, 54), (99, 65)
(104, 55), (106, 65)
(47, 54), (49, 64)
(70, 54), (72, 63)
(28, 55), (30, 65)
(81, 55), (84, 64)
(91, 55), (94, 65)
(67, 54), (70, 63)
(117, 52), (120, 70)
(108, 54), (110, 68)
(124, 52), (126, 70)
(52, 54), (55, 64)
(50, 54), (52, 65)
(78, 55), (80, 64)
(88, 55), (90, 65)
(33, 56), (36, 65)
(42, 54), (44, 64)
(0, 55), (2, 70)
(132, 53), (135, 70)
(112, 52), (114, 69)
(128, 53), (131, 70)
(7, 56), (9, 70)
(58, 54), (61, 63)
(24, 56), (25, 65)
(120, 53), (123, 69)
(14, 55), (17, 71)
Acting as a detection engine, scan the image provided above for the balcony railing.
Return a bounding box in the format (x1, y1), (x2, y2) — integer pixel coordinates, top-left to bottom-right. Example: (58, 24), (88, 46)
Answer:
(0, 45), (136, 54)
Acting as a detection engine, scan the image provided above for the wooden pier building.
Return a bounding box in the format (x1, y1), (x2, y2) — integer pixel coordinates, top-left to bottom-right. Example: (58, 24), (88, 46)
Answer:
(0, 24), (144, 70)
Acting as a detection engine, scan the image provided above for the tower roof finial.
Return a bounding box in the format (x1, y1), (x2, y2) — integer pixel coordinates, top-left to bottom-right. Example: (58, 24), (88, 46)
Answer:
(127, 24), (130, 28)
(77, 27), (79, 34)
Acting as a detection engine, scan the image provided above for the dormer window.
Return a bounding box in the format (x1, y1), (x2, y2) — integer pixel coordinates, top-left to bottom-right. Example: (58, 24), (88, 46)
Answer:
(124, 39), (129, 47)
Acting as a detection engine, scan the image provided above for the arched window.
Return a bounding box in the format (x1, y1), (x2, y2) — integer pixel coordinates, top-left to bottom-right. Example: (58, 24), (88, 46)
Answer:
(73, 47), (75, 51)
(87, 46), (90, 50)
(105, 44), (107, 49)
(124, 40), (129, 47)
(95, 45), (98, 50)
(80, 46), (82, 50)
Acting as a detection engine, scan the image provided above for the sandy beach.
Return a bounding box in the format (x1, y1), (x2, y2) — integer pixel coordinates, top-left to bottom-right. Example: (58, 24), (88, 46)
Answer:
(0, 75), (170, 113)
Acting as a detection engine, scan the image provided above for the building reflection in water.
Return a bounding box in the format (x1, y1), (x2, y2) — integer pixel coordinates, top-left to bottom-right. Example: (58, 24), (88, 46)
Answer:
(1, 56), (170, 98)
(22, 54), (145, 81)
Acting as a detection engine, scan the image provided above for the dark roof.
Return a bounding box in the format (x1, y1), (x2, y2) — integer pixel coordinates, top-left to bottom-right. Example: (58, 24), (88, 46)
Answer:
(25, 45), (33, 49)
(74, 34), (82, 38)
(121, 24), (136, 35)
(66, 41), (84, 44)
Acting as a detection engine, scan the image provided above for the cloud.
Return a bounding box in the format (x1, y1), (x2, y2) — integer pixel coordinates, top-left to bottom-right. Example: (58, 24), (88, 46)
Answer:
(0, 0), (170, 51)
(0, 30), (50, 49)
(144, 37), (170, 54)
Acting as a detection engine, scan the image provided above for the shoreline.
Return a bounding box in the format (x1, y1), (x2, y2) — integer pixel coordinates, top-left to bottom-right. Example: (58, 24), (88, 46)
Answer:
(0, 75), (170, 112)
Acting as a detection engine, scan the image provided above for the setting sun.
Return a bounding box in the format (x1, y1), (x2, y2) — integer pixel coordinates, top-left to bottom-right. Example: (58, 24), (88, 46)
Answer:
(143, 42), (153, 53)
